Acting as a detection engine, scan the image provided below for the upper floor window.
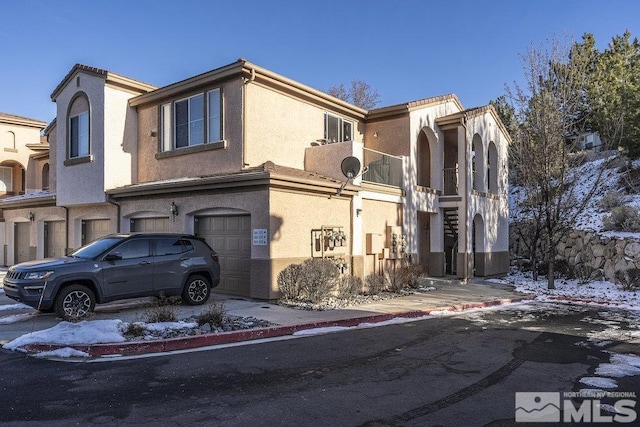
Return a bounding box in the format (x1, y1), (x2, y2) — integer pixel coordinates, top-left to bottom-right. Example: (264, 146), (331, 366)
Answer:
(42, 163), (50, 190)
(161, 88), (222, 152)
(0, 166), (12, 193)
(68, 94), (90, 159)
(70, 112), (89, 157)
(324, 113), (353, 143)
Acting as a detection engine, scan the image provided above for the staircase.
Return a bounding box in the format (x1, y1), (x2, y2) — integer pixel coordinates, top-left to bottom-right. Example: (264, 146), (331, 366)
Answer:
(443, 208), (458, 239)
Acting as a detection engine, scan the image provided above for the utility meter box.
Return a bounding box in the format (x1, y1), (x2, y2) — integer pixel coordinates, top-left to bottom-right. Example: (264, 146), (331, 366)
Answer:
(366, 233), (383, 255)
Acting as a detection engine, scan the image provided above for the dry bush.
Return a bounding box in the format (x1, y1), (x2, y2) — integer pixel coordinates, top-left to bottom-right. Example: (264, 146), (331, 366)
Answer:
(143, 305), (178, 323)
(598, 191), (624, 211)
(614, 268), (640, 291)
(603, 206), (640, 232)
(337, 274), (363, 299)
(196, 300), (227, 328)
(277, 263), (302, 300)
(298, 258), (339, 303)
(364, 273), (386, 295)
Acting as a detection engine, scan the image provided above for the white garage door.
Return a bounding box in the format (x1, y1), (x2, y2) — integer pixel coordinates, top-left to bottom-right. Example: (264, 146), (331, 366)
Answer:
(82, 219), (111, 245)
(131, 217), (170, 233)
(195, 215), (251, 297)
(45, 221), (66, 258)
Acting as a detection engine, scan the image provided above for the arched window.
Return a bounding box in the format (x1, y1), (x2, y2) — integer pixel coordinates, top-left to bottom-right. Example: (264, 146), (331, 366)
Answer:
(42, 163), (50, 190)
(488, 142), (498, 194)
(472, 135), (485, 192)
(6, 131), (16, 149)
(68, 94), (90, 158)
(417, 128), (436, 188)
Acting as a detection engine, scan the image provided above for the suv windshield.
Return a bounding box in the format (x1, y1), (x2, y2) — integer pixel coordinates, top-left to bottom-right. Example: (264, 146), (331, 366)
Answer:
(70, 237), (126, 259)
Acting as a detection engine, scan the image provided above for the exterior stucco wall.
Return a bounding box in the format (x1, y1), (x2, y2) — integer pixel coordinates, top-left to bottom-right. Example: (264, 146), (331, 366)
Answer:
(2, 206), (65, 264)
(365, 116), (409, 156)
(135, 78), (245, 182)
(360, 196), (403, 278)
(245, 83), (364, 169)
(103, 85), (138, 189)
(66, 204), (119, 250)
(0, 120), (46, 194)
(55, 72), (107, 206)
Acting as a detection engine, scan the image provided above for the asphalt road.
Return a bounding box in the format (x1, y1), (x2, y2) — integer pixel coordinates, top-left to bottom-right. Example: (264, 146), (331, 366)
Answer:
(1, 302), (639, 426)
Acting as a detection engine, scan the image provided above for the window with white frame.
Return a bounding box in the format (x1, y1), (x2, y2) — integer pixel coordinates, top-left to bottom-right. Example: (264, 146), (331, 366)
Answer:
(69, 111), (89, 158)
(0, 166), (13, 192)
(324, 113), (353, 143)
(161, 88), (222, 151)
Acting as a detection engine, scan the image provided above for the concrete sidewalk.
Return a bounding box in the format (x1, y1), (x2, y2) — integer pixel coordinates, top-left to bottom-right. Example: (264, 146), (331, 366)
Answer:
(18, 278), (532, 358)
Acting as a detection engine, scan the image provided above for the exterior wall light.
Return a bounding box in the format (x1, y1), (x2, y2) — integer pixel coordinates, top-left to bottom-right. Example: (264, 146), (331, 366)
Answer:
(170, 201), (179, 218)
(28, 211), (35, 222)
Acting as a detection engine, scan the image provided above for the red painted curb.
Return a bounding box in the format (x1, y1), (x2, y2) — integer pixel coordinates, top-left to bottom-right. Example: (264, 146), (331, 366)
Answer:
(21, 296), (532, 357)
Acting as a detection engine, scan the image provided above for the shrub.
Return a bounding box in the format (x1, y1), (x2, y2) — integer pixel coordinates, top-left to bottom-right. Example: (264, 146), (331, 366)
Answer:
(336, 274), (363, 299)
(143, 305), (178, 323)
(122, 322), (147, 337)
(277, 263), (302, 300)
(384, 268), (405, 293)
(297, 258), (339, 303)
(574, 264), (594, 285)
(196, 300), (227, 328)
(598, 191), (624, 211)
(364, 273), (386, 295)
(614, 268), (640, 291)
(537, 259), (574, 279)
(400, 264), (424, 289)
(603, 206), (640, 232)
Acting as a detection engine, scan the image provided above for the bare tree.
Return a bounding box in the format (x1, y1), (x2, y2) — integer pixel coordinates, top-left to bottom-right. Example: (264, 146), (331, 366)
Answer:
(508, 35), (614, 289)
(328, 80), (380, 109)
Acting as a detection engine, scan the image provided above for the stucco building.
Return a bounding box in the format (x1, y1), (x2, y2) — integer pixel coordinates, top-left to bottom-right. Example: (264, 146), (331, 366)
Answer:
(0, 59), (510, 299)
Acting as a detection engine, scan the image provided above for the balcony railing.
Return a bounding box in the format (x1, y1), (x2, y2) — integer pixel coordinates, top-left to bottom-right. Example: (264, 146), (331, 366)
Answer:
(443, 166), (459, 195)
(362, 148), (403, 188)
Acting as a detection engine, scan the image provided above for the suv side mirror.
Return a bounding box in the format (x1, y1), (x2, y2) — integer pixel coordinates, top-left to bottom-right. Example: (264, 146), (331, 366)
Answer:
(104, 252), (123, 261)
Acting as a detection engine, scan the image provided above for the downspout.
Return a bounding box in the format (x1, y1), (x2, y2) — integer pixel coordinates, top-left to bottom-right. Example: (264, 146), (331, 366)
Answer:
(242, 67), (256, 168)
(107, 196), (122, 233)
(63, 206), (69, 254)
(462, 119), (470, 283)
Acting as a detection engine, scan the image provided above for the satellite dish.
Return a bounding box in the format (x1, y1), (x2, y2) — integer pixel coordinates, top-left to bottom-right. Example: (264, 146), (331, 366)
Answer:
(341, 156), (361, 179)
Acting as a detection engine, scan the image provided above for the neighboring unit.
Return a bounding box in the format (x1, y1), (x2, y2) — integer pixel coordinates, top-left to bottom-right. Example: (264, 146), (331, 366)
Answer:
(0, 59), (511, 300)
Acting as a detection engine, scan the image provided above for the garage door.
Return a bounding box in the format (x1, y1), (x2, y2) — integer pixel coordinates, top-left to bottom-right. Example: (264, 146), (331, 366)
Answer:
(45, 221), (66, 258)
(14, 222), (31, 264)
(82, 219), (111, 245)
(131, 217), (169, 233)
(195, 215), (251, 296)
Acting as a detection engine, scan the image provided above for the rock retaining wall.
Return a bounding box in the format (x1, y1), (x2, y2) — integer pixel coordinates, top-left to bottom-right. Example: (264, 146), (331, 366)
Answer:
(511, 227), (640, 282)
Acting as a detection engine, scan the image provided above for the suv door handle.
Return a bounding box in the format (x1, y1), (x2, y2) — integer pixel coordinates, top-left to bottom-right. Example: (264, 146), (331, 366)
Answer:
(139, 261), (151, 265)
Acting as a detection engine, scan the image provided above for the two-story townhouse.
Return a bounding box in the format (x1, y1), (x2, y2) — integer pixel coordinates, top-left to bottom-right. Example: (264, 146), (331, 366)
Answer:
(1, 59), (511, 301)
(0, 113), (51, 264)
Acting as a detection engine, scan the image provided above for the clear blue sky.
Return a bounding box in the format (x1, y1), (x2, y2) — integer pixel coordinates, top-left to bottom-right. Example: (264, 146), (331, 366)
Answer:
(1, 0), (639, 123)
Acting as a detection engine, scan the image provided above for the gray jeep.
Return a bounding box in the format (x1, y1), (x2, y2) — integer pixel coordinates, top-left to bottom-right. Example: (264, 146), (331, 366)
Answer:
(3, 233), (221, 320)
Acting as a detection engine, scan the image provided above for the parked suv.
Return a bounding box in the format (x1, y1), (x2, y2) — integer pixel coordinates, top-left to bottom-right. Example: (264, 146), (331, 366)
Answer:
(3, 233), (221, 320)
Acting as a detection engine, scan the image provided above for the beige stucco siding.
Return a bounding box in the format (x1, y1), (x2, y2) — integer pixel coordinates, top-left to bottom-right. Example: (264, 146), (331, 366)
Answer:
(136, 79), (245, 182)
(245, 83), (364, 170)
(269, 189), (351, 259)
(360, 197), (403, 276)
(55, 72), (107, 206)
(365, 115), (410, 157)
(103, 84), (138, 190)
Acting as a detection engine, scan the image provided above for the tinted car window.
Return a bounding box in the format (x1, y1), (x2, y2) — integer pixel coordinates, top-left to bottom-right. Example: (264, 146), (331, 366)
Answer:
(155, 238), (193, 255)
(71, 237), (126, 259)
(111, 239), (151, 260)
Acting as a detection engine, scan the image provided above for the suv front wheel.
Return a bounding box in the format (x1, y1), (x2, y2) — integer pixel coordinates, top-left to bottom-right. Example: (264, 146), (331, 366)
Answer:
(182, 275), (211, 305)
(54, 284), (96, 321)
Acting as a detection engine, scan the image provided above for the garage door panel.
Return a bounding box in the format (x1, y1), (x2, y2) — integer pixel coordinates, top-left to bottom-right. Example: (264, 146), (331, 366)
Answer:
(196, 215), (251, 297)
(45, 221), (66, 258)
(14, 222), (31, 264)
(132, 218), (169, 233)
(83, 219), (111, 245)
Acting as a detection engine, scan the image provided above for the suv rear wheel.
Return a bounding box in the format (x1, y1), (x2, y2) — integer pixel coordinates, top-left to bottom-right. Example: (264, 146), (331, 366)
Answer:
(182, 275), (211, 305)
(54, 284), (96, 321)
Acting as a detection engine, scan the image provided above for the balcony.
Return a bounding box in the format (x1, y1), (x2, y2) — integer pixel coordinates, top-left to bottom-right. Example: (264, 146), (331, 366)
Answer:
(443, 166), (459, 195)
(362, 148), (403, 187)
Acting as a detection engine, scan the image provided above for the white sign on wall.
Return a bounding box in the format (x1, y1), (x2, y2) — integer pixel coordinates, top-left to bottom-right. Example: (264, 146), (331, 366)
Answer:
(253, 229), (268, 245)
